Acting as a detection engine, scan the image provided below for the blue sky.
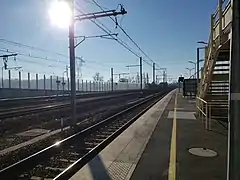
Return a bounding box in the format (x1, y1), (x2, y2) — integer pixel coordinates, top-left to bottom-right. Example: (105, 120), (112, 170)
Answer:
(0, 0), (218, 82)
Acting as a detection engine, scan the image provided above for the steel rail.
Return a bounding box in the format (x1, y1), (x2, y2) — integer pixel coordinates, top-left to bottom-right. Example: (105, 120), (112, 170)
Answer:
(0, 90), (170, 179)
(0, 92), (138, 119)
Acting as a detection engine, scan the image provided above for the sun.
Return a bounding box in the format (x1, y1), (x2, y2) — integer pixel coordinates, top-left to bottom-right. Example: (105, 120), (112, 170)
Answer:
(48, 0), (72, 29)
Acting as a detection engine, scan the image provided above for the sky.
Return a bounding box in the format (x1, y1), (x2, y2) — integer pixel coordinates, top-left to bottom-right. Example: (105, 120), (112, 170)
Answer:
(0, 0), (219, 83)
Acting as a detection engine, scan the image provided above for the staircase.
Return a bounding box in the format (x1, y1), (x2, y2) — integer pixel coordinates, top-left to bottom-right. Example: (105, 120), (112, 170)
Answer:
(197, 0), (231, 124)
(206, 51), (229, 122)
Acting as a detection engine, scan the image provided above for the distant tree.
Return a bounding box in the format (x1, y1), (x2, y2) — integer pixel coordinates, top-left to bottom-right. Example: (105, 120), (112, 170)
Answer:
(129, 76), (135, 83)
(93, 72), (104, 82)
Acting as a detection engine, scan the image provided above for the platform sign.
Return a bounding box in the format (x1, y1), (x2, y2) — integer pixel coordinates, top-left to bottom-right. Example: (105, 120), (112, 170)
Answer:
(178, 76), (184, 82)
(183, 79), (197, 96)
(178, 77), (184, 92)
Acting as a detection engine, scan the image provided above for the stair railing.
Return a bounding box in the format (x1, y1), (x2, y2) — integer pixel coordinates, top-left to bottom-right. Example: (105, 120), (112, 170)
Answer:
(199, 0), (224, 99)
(196, 97), (211, 130)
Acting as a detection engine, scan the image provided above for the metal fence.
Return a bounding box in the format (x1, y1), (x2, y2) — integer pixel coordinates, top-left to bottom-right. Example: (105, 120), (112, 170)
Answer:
(0, 70), (143, 91)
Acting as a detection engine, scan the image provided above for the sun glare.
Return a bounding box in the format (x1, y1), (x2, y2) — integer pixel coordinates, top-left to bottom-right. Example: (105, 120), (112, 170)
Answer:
(48, 0), (72, 29)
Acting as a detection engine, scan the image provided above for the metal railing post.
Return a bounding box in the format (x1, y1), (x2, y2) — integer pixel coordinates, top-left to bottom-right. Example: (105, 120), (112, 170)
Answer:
(8, 70), (11, 88)
(67, 77), (70, 91)
(19, 71), (21, 89)
(43, 75), (46, 90)
(201, 101), (204, 123)
(205, 103), (208, 129)
(50, 75), (52, 90)
(28, 72), (30, 89)
(81, 80), (84, 92)
(209, 105), (212, 130)
(36, 73), (38, 90)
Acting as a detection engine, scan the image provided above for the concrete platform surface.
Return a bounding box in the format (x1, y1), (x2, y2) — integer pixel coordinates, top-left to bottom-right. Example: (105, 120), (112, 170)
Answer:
(131, 92), (227, 180)
(70, 90), (175, 180)
(70, 90), (227, 180)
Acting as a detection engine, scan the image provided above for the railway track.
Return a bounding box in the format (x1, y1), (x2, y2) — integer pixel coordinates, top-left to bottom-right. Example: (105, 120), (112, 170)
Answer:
(0, 97), (145, 170)
(0, 90), (144, 109)
(0, 93), (144, 149)
(0, 92), (139, 120)
(0, 90), (169, 180)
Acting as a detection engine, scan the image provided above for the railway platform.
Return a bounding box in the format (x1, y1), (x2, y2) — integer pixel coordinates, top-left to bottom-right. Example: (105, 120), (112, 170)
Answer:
(70, 89), (227, 180)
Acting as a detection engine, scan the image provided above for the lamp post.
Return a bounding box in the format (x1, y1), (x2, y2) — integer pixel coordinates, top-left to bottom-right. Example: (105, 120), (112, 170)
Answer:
(188, 61), (196, 78)
(197, 41), (208, 83)
(186, 67), (194, 78)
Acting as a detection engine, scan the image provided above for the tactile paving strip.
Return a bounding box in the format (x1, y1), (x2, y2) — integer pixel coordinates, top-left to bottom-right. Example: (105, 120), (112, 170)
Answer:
(108, 161), (133, 180)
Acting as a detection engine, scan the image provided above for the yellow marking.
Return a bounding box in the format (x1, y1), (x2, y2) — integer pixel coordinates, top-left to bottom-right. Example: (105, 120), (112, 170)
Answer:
(168, 91), (178, 180)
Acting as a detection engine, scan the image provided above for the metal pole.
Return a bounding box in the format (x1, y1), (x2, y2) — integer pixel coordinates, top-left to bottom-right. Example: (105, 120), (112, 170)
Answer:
(36, 73), (38, 89)
(197, 48), (200, 83)
(68, 77), (70, 91)
(153, 63), (155, 84)
(28, 72), (30, 89)
(8, 70), (11, 88)
(140, 57), (143, 90)
(195, 63), (197, 79)
(62, 77), (65, 91)
(43, 75), (46, 90)
(111, 68), (113, 91)
(77, 79), (80, 91)
(1, 67), (4, 88)
(146, 73), (149, 84)
(162, 71), (164, 83)
(50, 75), (52, 90)
(19, 71), (21, 89)
(82, 79), (84, 92)
(86, 80), (87, 91)
(228, 0), (240, 179)
(69, 0), (76, 127)
(56, 76), (59, 91)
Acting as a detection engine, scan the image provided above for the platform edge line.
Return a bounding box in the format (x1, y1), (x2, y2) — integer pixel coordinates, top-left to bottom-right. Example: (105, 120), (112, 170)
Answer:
(168, 91), (177, 180)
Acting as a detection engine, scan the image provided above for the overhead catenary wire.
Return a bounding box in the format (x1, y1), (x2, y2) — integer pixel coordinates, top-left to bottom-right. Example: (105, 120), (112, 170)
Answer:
(0, 48), (68, 65)
(1, 6), (153, 72)
(75, 2), (143, 60)
(1, 3), (155, 79)
(0, 39), (69, 58)
(0, 47), (123, 73)
(0, 37), (133, 70)
(16, 57), (66, 69)
(89, 0), (158, 67)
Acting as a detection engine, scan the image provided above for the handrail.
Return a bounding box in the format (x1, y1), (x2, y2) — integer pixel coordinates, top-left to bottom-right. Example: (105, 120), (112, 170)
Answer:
(199, 0), (231, 100)
(196, 96), (207, 104)
(196, 96), (210, 129)
(197, 0), (231, 131)
(197, 95), (229, 131)
(222, 1), (231, 15)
